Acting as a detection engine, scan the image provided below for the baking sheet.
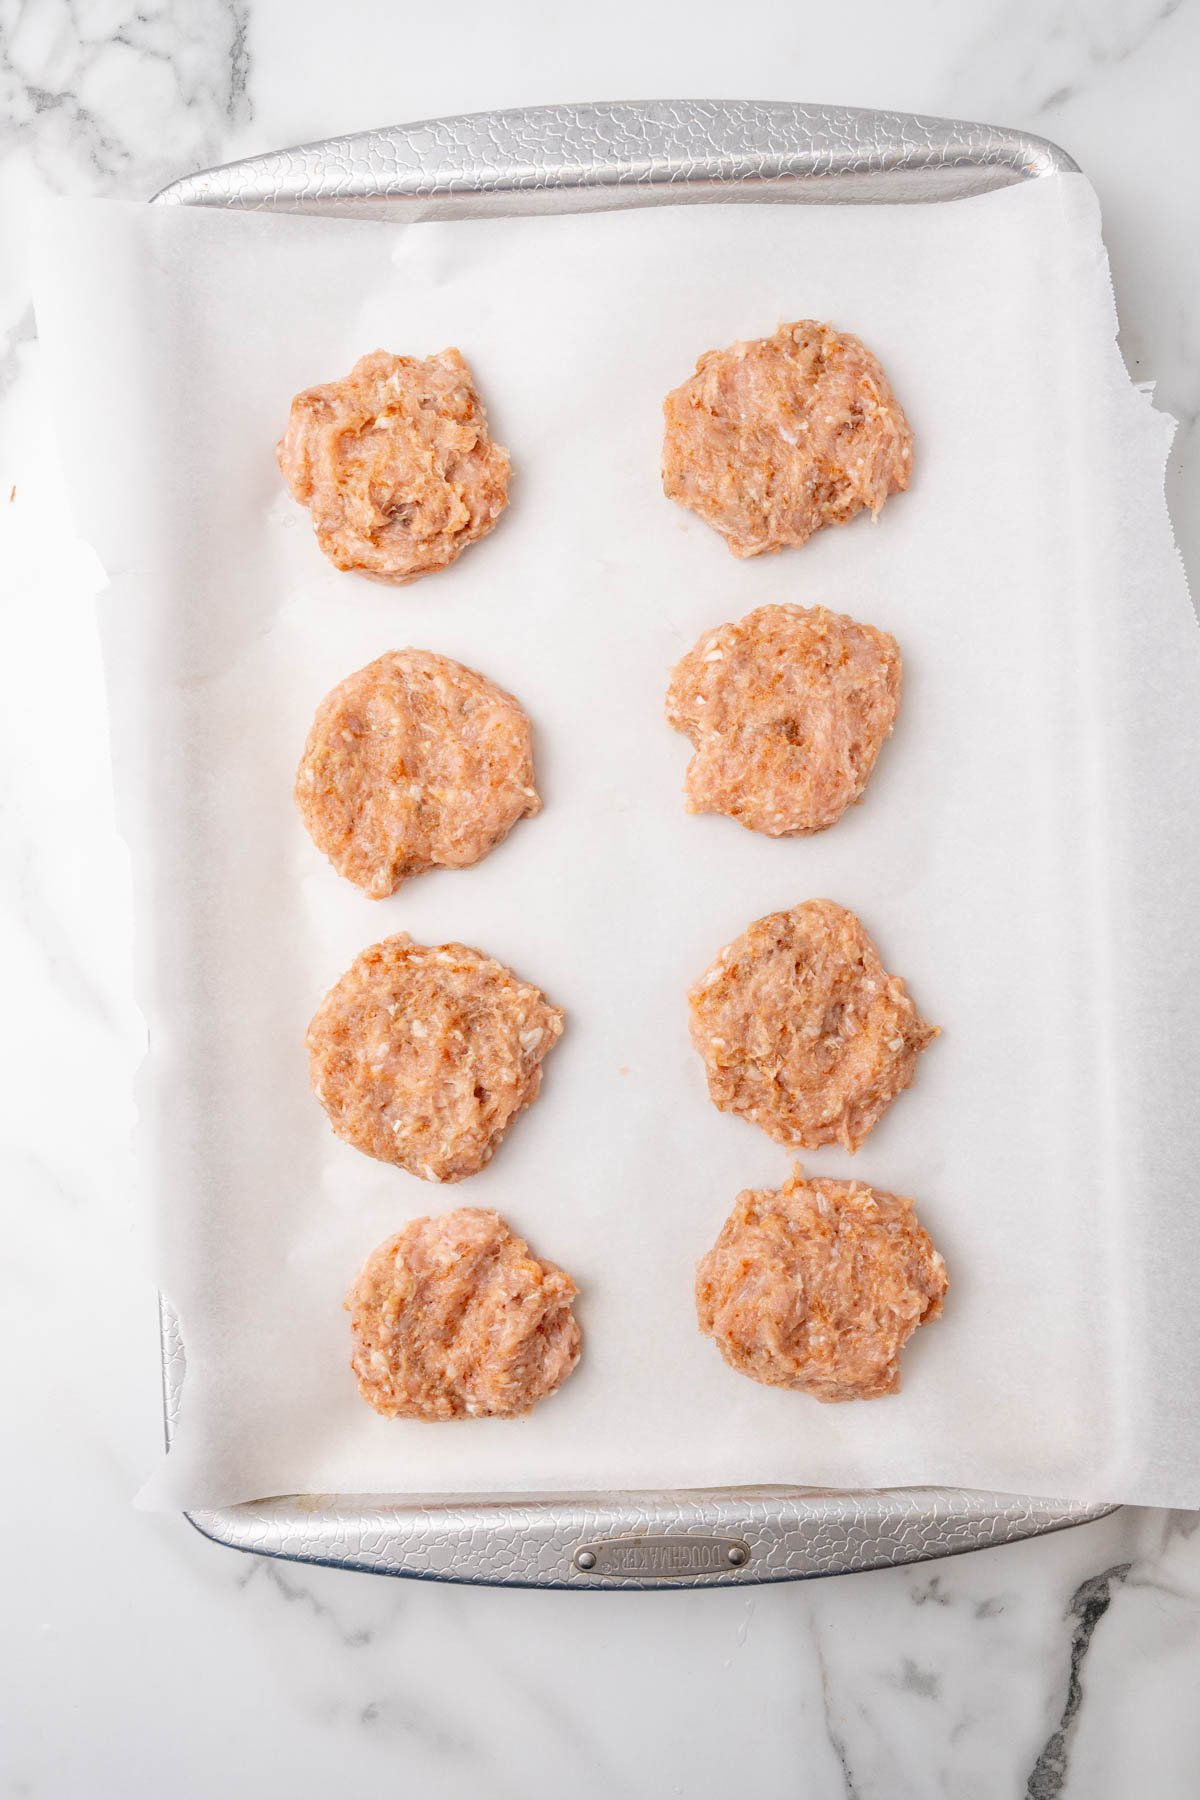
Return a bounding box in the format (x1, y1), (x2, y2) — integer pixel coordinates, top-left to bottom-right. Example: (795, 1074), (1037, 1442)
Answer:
(30, 178), (1200, 1511)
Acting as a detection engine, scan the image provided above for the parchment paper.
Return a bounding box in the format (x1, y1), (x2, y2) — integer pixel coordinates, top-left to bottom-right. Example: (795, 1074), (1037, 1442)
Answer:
(30, 177), (1200, 1510)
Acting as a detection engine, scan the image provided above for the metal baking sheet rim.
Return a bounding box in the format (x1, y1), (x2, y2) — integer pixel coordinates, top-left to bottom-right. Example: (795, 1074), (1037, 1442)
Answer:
(151, 100), (1114, 1586)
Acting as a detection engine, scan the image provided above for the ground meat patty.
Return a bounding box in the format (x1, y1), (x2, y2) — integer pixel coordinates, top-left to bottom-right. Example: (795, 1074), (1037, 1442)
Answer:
(696, 1169), (947, 1401)
(666, 604), (901, 836)
(296, 649), (539, 898)
(308, 935), (563, 1182)
(347, 1208), (582, 1419)
(662, 321), (912, 558)
(276, 348), (510, 583)
(689, 900), (936, 1152)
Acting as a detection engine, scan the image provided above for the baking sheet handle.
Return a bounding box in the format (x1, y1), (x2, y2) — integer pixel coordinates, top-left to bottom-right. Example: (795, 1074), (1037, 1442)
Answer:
(151, 99), (1078, 220)
(184, 1486), (1114, 1590)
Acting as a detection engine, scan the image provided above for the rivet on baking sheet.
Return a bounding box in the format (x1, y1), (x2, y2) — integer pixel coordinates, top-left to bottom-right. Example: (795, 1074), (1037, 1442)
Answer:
(574, 1548), (597, 1571)
(727, 1545), (749, 1567)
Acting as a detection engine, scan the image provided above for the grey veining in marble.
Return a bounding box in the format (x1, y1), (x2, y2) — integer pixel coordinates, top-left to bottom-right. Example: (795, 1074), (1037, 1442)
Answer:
(3, 0), (1199, 1795)
(1026, 1563), (1132, 1797)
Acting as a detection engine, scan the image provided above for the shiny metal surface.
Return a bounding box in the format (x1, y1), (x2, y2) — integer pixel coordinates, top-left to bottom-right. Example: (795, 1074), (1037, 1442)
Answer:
(152, 99), (1077, 220)
(185, 1482), (1112, 1591)
(156, 102), (1110, 1585)
(571, 1537), (754, 1580)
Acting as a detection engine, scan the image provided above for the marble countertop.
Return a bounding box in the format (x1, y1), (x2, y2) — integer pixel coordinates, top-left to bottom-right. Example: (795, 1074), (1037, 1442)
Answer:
(2, 2), (1198, 1795)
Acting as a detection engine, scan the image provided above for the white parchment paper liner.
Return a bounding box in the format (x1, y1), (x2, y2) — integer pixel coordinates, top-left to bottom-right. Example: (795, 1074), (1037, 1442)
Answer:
(30, 178), (1200, 1509)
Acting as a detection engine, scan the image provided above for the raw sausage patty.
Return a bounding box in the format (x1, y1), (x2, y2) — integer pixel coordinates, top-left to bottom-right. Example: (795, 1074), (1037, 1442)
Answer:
(666, 604), (902, 836)
(296, 649), (539, 898)
(277, 348), (510, 583)
(696, 1169), (947, 1401)
(662, 321), (912, 558)
(308, 935), (563, 1182)
(347, 1208), (582, 1419)
(688, 900), (936, 1152)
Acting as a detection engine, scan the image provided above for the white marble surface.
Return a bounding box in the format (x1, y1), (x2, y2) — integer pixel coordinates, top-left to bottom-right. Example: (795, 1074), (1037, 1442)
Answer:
(2, 2), (1198, 1794)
